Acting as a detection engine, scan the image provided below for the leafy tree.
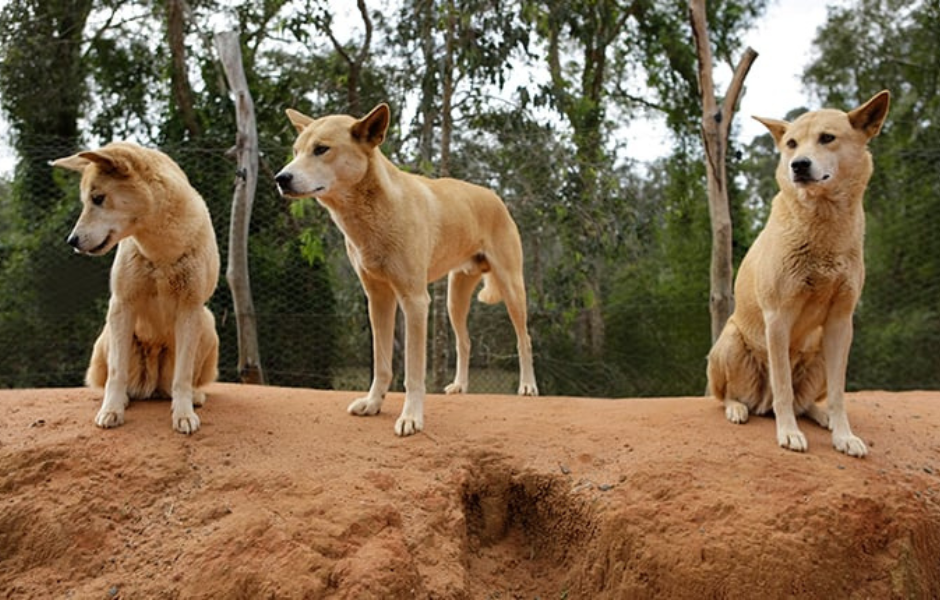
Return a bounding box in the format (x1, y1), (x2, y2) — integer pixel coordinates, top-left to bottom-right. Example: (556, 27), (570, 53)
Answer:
(0, 0), (108, 387)
(517, 0), (765, 358)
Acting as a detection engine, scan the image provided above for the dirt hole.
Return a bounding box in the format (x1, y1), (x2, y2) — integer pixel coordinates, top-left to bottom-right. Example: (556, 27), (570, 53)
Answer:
(460, 452), (594, 595)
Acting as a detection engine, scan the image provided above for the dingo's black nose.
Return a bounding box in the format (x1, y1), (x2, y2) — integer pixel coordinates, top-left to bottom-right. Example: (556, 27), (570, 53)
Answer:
(790, 157), (812, 175)
(274, 172), (292, 189)
(66, 233), (80, 248)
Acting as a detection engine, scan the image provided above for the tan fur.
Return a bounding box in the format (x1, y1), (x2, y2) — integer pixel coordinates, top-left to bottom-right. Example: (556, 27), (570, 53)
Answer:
(53, 142), (219, 434)
(707, 91), (890, 457)
(276, 104), (538, 436)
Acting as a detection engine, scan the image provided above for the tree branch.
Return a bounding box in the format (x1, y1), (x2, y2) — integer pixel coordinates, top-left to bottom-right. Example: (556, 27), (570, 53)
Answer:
(720, 46), (758, 140)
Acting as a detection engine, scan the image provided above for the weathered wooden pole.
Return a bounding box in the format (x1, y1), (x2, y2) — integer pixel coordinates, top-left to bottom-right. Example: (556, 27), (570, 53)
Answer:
(689, 0), (758, 342)
(215, 30), (265, 384)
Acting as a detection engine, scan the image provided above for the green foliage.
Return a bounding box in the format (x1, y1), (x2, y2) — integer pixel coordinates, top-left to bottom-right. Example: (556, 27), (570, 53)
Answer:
(0, 176), (110, 387)
(0, 0), (107, 387)
(22, 0), (939, 399)
(602, 151), (712, 396)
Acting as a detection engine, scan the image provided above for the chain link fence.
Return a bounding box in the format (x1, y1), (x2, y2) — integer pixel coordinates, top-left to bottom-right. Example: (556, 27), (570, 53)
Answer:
(1, 137), (939, 397)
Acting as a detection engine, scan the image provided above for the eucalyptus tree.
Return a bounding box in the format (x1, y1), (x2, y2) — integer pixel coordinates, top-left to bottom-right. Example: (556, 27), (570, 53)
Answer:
(0, 0), (104, 386)
(519, 0), (766, 359)
(393, 0), (532, 389)
(0, 0), (92, 216)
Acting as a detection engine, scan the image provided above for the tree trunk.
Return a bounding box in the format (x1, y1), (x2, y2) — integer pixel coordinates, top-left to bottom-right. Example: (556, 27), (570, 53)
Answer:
(689, 0), (758, 343)
(431, 0), (458, 392)
(167, 0), (200, 138)
(543, 8), (611, 357)
(320, 0), (372, 114)
(214, 31), (265, 384)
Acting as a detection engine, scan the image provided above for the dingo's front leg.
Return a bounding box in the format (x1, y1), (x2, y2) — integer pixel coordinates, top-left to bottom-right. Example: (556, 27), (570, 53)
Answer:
(348, 281), (396, 418)
(97, 302), (133, 428)
(766, 311), (807, 452)
(171, 308), (202, 434)
(395, 290), (429, 436)
(823, 311), (867, 457)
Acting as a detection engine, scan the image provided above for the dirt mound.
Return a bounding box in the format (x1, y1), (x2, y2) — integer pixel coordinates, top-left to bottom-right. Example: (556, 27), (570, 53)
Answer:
(2, 385), (939, 598)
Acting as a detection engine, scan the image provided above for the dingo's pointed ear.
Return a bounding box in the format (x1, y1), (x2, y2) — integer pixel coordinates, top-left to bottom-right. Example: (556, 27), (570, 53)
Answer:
(50, 153), (90, 172)
(75, 149), (133, 178)
(351, 103), (390, 147)
(849, 90), (890, 139)
(753, 116), (789, 145)
(286, 108), (314, 133)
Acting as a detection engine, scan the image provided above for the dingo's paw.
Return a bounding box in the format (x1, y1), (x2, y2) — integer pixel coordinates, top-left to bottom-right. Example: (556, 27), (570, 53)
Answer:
(395, 414), (424, 437)
(348, 396), (382, 416)
(833, 433), (868, 457)
(193, 390), (207, 407)
(724, 400), (749, 424)
(777, 427), (808, 452)
(95, 407), (125, 429)
(518, 382), (539, 396)
(173, 411), (200, 435)
(444, 382), (466, 395)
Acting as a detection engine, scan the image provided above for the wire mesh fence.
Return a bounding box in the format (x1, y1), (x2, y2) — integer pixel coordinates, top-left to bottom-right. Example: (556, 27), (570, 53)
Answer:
(1, 137), (939, 398)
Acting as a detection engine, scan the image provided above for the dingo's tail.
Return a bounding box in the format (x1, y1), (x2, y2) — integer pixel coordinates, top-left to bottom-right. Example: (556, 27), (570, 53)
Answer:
(477, 273), (502, 304)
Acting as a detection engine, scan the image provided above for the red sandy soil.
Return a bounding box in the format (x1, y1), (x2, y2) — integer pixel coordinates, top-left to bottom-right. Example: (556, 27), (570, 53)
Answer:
(1, 384), (939, 599)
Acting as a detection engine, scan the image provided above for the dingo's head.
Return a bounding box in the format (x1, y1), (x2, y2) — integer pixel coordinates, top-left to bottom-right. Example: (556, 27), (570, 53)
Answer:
(275, 103), (390, 200)
(755, 90), (890, 199)
(52, 143), (155, 256)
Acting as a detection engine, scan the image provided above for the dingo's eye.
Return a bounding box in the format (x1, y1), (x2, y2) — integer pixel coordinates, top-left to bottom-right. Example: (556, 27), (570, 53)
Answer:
(313, 145), (329, 156)
(91, 194), (105, 206)
(819, 133), (835, 144)
(786, 139), (797, 149)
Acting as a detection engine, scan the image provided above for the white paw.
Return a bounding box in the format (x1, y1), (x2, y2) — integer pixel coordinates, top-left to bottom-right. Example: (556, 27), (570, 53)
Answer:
(444, 382), (466, 395)
(173, 411), (200, 434)
(777, 428), (808, 452)
(348, 396), (382, 416)
(518, 382), (539, 396)
(394, 414), (424, 437)
(95, 407), (125, 429)
(724, 401), (748, 424)
(193, 390), (207, 407)
(833, 433), (868, 457)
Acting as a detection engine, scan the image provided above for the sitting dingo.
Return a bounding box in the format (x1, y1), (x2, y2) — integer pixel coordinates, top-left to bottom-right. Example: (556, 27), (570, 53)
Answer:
(53, 142), (220, 434)
(707, 91), (890, 457)
(276, 103), (538, 436)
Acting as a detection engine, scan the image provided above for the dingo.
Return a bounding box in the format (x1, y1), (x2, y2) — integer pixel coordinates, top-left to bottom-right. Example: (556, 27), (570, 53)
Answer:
(707, 91), (890, 457)
(53, 142), (220, 434)
(276, 103), (538, 436)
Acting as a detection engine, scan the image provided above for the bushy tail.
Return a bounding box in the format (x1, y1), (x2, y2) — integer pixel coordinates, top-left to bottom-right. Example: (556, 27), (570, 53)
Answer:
(477, 273), (502, 304)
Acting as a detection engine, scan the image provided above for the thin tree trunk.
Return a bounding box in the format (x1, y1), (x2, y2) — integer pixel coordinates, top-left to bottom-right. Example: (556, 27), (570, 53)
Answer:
(431, 0), (457, 392)
(689, 0), (757, 343)
(167, 0), (200, 138)
(214, 31), (264, 384)
(320, 0), (372, 114)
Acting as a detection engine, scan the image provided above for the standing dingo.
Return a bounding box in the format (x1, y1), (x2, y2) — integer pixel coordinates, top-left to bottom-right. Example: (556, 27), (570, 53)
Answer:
(276, 104), (538, 436)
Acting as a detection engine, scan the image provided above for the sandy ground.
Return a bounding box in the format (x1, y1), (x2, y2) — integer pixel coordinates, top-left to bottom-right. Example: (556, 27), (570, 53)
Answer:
(1, 384), (939, 599)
